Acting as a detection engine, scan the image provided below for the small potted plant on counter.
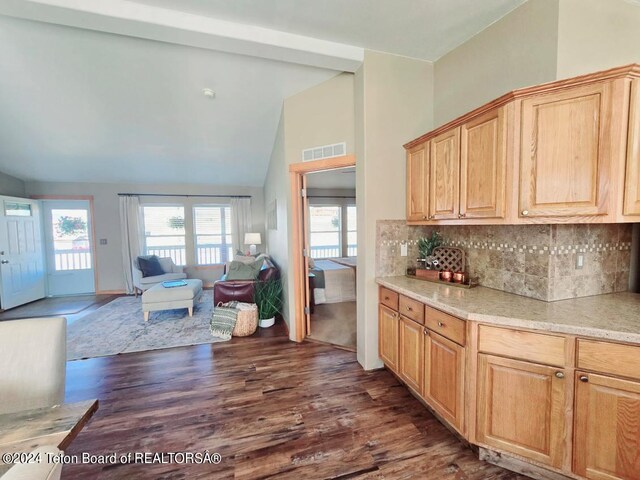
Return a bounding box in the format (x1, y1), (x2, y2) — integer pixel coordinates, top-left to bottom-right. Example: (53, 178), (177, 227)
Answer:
(255, 278), (283, 328)
(415, 232), (442, 280)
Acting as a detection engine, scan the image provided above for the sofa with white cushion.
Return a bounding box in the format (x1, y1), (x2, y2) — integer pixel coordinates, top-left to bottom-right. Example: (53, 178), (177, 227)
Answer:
(132, 256), (187, 295)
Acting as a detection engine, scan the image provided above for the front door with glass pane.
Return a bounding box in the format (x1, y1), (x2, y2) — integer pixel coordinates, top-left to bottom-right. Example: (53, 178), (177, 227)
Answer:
(43, 200), (95, 296)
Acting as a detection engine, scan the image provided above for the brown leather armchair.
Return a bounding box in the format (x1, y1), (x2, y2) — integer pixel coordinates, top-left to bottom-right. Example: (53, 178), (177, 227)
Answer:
(213, 257), (279, 304)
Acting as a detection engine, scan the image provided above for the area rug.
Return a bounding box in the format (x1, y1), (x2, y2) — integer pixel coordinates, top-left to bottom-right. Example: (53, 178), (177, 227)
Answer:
(67, 294), (224, 361)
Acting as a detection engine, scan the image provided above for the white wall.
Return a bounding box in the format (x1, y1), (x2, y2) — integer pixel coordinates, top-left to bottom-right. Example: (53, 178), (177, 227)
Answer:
(356, 51), (433, 370)
(556, 0), (640, 78)
(0, 170), (25, 197)
(263, 72), (355, 338)
(25, 181), (265, 292)
(433, 0), (559, 125)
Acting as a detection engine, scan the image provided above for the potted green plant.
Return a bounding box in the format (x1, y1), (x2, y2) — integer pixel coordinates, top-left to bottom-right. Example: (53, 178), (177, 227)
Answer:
(254, 278), (283, 328)
(415, 232), (442, 280)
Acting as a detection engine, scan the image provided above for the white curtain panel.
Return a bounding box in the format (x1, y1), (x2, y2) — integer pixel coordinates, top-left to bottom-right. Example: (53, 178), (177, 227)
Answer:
(230, 197), (252, 254)
(119, 195), (143, 294)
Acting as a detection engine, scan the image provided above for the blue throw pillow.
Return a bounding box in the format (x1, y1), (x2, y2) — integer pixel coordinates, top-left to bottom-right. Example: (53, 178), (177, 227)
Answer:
(137, 255), (164, 278)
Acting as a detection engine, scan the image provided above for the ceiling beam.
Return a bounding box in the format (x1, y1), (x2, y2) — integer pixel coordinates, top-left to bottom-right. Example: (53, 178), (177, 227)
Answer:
(0, 0), (364, 72)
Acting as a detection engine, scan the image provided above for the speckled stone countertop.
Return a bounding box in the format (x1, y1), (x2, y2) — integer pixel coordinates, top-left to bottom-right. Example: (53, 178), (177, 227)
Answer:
(376, 276), (640, 344)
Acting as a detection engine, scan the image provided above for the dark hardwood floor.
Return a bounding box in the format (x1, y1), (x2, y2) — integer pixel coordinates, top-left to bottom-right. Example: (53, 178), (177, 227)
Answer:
(0, 294), (121, 324)
(63, 321), (527, 480)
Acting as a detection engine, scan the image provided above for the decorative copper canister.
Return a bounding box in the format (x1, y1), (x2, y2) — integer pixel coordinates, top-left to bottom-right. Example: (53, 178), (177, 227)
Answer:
(440, 270), (453, 282)
(453, 271), (466, 284)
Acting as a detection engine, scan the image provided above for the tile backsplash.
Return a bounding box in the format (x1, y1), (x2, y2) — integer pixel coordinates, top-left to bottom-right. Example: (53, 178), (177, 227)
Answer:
(376, 221), (633, 302)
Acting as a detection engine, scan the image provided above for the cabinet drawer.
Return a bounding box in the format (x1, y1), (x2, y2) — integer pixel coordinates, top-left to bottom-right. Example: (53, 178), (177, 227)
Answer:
(577, 339), (640, 381)
(380, 287), (399, 311)
(399, 295), (424, 324)
(478, 325), (567, 367)
(424, 306), (465, 346)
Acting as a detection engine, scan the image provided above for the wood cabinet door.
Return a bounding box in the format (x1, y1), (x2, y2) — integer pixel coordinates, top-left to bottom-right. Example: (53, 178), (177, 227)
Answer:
(378, 304), (399, 372)
(460, 108), (506, 219)
(407, 142), (429, 221)
(476, 354), (567, 468)
(423, 331), (465, 432)
(624, 79), (640, 216)
(429, 128), (460, 220)
(519, 82), (612, 218)
(399, 316), (424, 393)
(573, 372), (640, 479)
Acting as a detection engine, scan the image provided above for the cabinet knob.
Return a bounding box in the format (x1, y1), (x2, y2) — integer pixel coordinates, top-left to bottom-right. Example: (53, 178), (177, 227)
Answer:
(579, 375), (589, 383)
(422, 215), (427, 220)
(555, 371), (565, 379)
(437, 321), (444, 327)
(406, 306), (412, 311)
(521, 210), (529, 216)
(423, 328), (428, 335)
(428, 215), (434, 220)
(384, 296), (389, 301)
(458, 213), (466, 218)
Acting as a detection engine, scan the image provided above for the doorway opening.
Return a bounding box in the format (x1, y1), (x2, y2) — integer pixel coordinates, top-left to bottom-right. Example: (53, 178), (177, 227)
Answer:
(42, 198), (97, 296)
(290, 155), (357, 350)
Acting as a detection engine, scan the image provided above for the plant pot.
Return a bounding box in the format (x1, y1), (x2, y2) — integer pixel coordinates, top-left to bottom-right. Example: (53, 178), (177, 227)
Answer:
(259, 317), (275, 328)
(415, 269), (440, 280)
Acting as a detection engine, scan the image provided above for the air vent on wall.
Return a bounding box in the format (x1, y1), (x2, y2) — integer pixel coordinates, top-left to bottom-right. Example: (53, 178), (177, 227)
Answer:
(302, 142), (346, 162)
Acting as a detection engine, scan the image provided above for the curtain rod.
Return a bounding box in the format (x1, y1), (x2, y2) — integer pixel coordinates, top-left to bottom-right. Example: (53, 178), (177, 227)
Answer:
(118, 193), (252, 199)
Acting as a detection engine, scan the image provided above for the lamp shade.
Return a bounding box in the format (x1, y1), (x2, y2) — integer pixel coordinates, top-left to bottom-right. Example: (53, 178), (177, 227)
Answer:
(244, 233), (262, 245)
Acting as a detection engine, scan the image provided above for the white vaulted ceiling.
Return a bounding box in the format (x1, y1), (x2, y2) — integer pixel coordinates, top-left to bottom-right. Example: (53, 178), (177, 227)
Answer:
(0, 0), (525, 186)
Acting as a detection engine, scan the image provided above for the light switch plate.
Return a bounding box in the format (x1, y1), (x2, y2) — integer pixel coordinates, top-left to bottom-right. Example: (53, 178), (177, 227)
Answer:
(400, 243), (408, 257)
(100, 239), (108, 246)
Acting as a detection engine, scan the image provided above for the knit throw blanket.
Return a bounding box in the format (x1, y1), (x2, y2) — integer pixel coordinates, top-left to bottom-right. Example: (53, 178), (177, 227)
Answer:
(210, 301), (239, 341)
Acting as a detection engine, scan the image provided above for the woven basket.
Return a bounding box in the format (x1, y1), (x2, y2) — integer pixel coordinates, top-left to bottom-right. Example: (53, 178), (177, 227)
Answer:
(231, 302), (259, 337)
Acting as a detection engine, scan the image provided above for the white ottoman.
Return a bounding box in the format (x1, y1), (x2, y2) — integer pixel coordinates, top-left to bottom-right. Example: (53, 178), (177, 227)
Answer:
(141, 279), (203, 321)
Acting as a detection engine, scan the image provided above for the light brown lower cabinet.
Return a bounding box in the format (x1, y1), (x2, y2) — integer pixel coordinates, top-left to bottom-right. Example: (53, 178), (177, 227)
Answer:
(476, 354), (567, 469)
(573, 371), (640, 479)
(423, 330), (465, 432)
(399, 316), (424, 393)
(378, 304), (399, 373)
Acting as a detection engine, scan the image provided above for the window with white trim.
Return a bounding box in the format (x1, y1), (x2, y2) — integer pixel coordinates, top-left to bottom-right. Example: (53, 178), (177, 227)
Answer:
(142, 205), (186, 265)
(309, 205), (341, 259)
(346, 205), (357, 257)
(194, 205), (233, 265)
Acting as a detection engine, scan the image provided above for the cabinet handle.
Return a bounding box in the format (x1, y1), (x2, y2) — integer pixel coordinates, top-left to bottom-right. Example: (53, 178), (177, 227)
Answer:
(428, 215), (434, 220)
(384, 296), (390, 301)
(437, 321), (444, 327)
(423, 328), (429, 335)
(458, 213), (466, 218)
(555, 371), (565, 379)
(422, 215), (427, 220)
(406, 306), (412, 311)
(579, 375), (589, 383)
(521, 210), (529, 216)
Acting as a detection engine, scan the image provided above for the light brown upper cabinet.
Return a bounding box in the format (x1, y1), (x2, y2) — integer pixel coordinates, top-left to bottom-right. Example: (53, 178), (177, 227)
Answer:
(405, 64), (640, 224)
(429, 128), (460, 220)
(406, 142), (429, 221)
(460, 108), (507, 219)
(624, 79), (640, 216)
(519, 82), (612, 219)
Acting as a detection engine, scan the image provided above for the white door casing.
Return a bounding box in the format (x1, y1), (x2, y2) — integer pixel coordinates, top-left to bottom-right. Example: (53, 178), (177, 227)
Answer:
(0, 196), (46, 310)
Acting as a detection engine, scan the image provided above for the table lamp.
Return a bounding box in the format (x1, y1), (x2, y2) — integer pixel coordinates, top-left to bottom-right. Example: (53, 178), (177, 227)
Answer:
(244, 233), (262, 256)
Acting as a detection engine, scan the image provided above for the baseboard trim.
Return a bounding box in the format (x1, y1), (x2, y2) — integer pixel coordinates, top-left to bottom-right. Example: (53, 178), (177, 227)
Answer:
(96, 290), (126, 295)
